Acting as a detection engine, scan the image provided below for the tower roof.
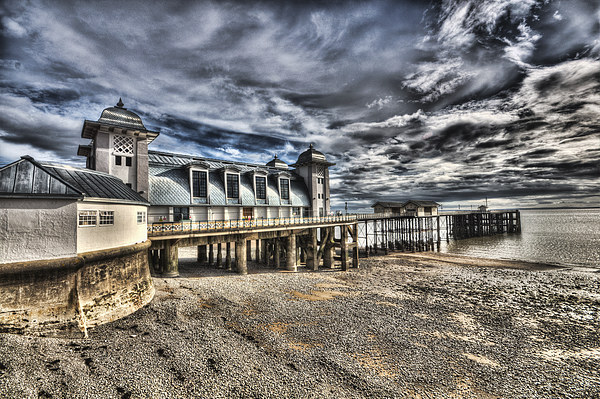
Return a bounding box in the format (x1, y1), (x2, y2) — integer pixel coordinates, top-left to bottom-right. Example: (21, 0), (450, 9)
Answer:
(266, 154), (288, 169)
(98, 98), (146, 130)
(291, 144), (335, 167)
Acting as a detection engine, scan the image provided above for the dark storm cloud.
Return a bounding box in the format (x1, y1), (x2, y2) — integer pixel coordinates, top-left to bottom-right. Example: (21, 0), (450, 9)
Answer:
(1, 0), (599, 209)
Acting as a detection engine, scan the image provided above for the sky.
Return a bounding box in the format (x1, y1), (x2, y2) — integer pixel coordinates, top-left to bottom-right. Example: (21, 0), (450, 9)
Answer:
(1, 0), (599, 212)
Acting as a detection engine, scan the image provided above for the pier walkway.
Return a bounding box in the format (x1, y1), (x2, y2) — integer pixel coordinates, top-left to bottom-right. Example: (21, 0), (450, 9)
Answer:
(147, 210), (521, 277)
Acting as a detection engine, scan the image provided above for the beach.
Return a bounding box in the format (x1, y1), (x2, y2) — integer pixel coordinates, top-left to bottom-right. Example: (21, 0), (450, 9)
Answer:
(1, 253), (599, 398)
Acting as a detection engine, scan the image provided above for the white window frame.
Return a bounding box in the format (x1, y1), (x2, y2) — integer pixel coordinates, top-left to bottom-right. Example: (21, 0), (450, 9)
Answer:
(253, 171), (268, 202)
(99, 210), (114, 226)
(78, 210), (97, 227)
(189, 167), (209, 202)
(137, 211), (146, 224)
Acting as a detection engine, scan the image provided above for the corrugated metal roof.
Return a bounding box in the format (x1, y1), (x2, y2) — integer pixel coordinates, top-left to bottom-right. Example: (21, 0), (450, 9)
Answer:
(148, 150), (310, 207)
(0, 156), (148, 204)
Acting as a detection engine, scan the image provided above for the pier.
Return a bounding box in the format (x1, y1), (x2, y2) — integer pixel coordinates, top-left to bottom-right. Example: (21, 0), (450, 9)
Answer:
(147, 210), (521, 276)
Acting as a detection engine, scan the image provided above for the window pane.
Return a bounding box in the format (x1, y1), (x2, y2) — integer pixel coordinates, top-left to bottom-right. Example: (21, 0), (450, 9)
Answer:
(255, 176), (266, 199)
(115, 156), (122, 165)
(126, 157), (132, 167)
(192, 171), (207, 197)
(226, 174), (239, 198)
(280, 179), (289, 200)
(78, 210), (97, 226)
(99, 211), (114, 225)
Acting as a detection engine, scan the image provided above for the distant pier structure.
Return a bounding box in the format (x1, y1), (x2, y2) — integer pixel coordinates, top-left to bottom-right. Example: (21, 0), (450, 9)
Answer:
(355, 210), (521, 255)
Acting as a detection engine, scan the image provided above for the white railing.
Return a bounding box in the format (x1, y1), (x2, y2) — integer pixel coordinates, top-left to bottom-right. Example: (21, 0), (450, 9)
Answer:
(148, 215), (358, 235)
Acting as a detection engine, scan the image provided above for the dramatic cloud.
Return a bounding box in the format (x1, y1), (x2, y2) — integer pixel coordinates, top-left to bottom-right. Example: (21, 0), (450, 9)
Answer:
(1, 0), (598, 211)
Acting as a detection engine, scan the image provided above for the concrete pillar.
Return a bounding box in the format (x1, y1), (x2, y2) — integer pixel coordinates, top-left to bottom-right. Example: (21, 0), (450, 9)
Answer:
(255, 239), (260, 263)
(216, 243), (223, 268)
(208, 244), (214, 266)
(352, 223), (359, 269)
(307, 228), (318, 271)
(274, 239), (281, 269)
(226, 242), (232, 270)
(235, 239), (248, 275)
(197, 245), (207, 264)
(286, 234), (297, 272)
(261, 239), (267, 265)
(151, 249), (160, 272)
(246, 240), (252, 261)
(323, 227), (334, 268)
(341, 225), (348, 271)
(161, 242), (179, 277)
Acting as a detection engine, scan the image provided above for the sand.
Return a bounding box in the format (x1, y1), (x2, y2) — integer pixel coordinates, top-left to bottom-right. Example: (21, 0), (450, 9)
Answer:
(1, 252), (598, 398)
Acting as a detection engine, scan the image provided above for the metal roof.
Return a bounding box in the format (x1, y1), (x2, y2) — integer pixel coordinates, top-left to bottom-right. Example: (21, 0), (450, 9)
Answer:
(291, 144), (335, 167)
(148, 150), (310, 207)
(372, 200), (440, 208)
(0, 156), (148, 204)
(98, 99), (146, 130)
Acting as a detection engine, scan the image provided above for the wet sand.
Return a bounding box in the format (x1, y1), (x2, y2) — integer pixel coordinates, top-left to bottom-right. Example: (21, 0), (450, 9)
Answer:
(1, 252), (599, 398)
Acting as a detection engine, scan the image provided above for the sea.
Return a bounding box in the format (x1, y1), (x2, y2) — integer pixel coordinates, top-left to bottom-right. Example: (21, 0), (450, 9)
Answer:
(438, 208), (600, 270)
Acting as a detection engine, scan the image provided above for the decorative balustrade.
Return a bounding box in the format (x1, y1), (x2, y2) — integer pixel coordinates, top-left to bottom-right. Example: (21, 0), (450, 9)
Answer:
(148, 214), (358, 235)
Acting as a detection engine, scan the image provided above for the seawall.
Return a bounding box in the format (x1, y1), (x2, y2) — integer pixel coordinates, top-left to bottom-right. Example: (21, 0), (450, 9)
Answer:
(0, 240), (154, 336)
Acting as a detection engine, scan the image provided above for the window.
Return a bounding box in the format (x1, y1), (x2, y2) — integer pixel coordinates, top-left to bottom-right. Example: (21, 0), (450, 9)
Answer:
(243, 207), (253, 219)
(115, 155), (122, 165)
(255, 176), (266, 199)
(137, 211), (146, 224)
(113, 135), (134, 154)
(280, 178), (289, 200)
(292, 207), (301, 216)
(125, 157), (132, 167)
(226, 174), (239, 198)
(78, 210), (97, 227)
(192, 170), (208, 197)
(99, 211), (114, 225)
(173, 207), (189, 221)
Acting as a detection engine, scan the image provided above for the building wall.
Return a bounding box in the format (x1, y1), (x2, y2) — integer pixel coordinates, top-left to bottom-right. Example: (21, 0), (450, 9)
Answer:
(108, 133), (138, 191)
(76, 202), (147, 253)
(0, 198), (78, 264)
(148, 205), (169, 222)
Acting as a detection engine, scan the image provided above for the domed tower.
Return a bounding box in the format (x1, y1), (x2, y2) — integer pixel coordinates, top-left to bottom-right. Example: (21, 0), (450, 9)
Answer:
(78, 99), (159, 199)
(265, 154), (288, 169)
(290, 144), (335, 217)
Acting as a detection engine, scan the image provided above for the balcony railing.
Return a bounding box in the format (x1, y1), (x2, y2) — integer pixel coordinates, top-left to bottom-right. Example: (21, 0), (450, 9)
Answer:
(148, 214), (358, 235)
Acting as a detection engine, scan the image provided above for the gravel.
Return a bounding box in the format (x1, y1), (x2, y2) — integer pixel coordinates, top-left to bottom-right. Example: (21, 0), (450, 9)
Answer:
(1, 251), (599, 398)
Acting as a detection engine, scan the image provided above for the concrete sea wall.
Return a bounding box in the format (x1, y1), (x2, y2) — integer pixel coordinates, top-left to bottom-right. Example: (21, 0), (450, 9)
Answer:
(0, 240), (154, 336)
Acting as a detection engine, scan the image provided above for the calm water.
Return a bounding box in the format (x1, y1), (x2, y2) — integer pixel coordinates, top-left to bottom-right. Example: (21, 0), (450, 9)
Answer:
(439, 208), (600, 269)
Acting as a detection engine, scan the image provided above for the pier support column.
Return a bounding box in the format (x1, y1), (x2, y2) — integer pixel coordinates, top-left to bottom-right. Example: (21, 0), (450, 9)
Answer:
(160, 242), (179, 277)
(208, 244), (214, 266)
(286, 234), (297, 272)
(151, 249), (160, 272)
(255, 239), (261, 263)
(307, 228), (318, 271)
(340, 225), (348, 271)
(246, 240), (253, 261)
(235, 239), (248, 275)
(216, 243), (223, 268)
(197, 245), (207, 265)
(323, 227), (334, 268)
(261, 240), (267, 265)
(274, 239), (281, 269)
(226, 242), (232, 270)
(352, 223), (359, 269)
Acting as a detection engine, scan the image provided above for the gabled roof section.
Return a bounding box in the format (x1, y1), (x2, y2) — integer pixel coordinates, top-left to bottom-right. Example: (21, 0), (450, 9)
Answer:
(372, 201), (404, 208)
(0, 156), (148, 204)
(403, 200), (441, 207)
(0, 156), (82, 198)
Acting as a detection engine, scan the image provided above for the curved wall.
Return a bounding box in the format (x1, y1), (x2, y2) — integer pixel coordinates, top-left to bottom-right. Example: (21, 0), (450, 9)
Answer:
(0, 241), (154, 336)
